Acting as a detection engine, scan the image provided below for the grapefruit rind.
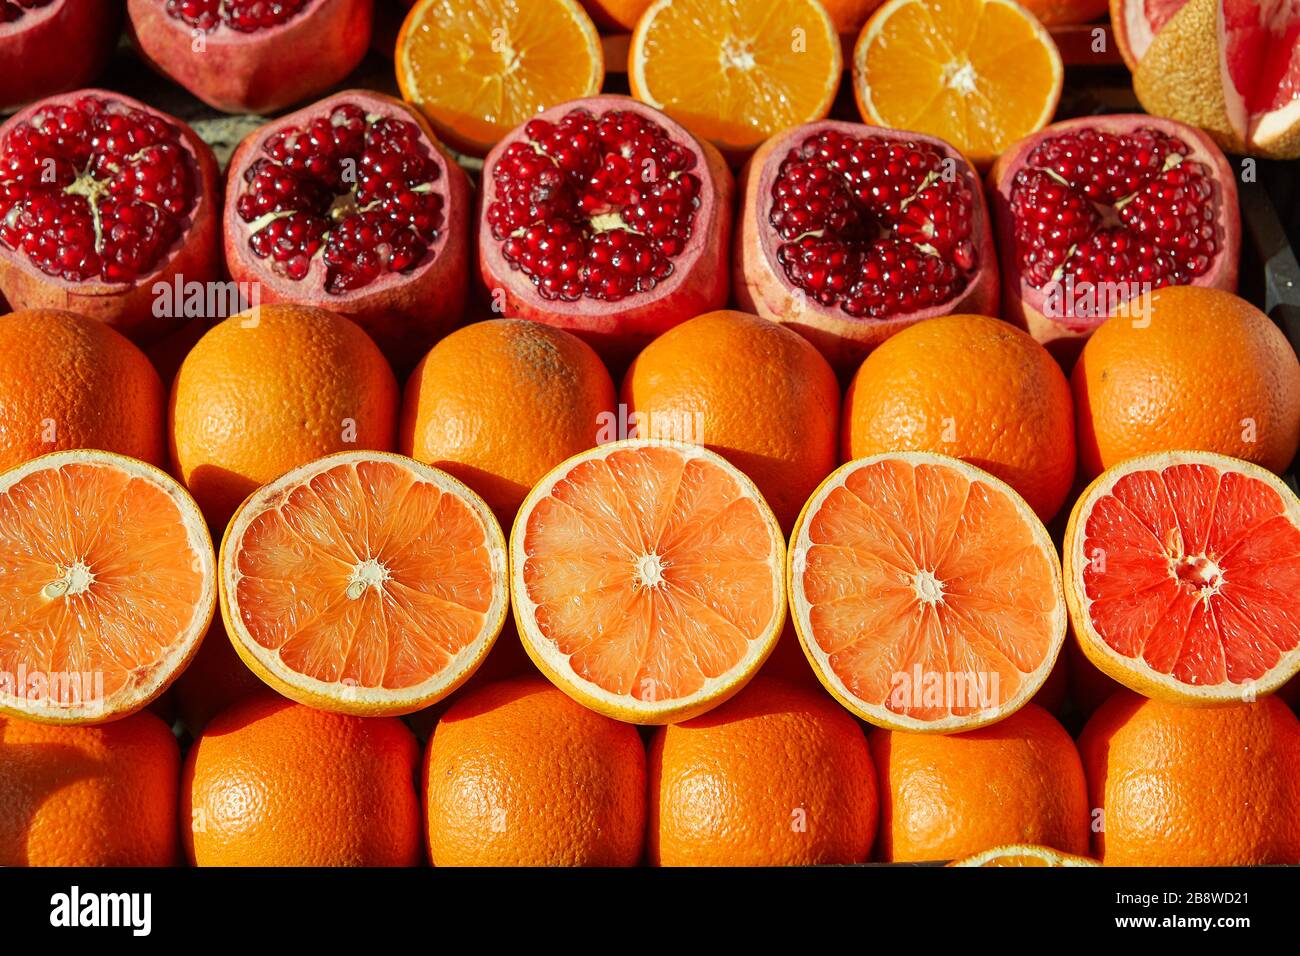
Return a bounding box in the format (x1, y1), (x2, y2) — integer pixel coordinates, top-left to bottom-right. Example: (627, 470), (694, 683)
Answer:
(950, 844), (1100, 867)
(509, 438), (787, 725)
(787, 451), (1068, 733)
(218, 450), (509, 717)
(0, 450), (216, 724)
(1063, 450), (1300, 705)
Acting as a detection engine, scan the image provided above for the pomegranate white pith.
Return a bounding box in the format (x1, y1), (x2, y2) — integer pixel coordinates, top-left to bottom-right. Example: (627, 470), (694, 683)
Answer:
(735, 120), (998, 374)
(477, 95), (734, 365)
(223, 90), (471, 370)
(127, 0), (373, 114)
(990, 115), (1239, 359)
(0, 90), (221, 343)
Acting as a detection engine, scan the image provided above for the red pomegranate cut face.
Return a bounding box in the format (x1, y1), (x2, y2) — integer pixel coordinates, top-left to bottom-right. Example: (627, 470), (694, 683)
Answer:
(223, 90), (471, 370)
(164, 0), (311, 31)
(0, 90), (220, 341)
(477, 95), (734, 365)
(735, 120), (997, 374)
(991, 114), (1239, 360)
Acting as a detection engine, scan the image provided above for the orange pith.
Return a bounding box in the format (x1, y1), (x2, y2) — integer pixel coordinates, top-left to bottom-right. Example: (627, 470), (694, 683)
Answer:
(852, 0), (1063, 167)
(0, 450), (215, 723)
(511, 439), (786, 724)
(628, 0), (842, 155)
(220, 451), (508, 716)
(789, 452), (1066, 732)
(950, 844), (1100, 867)
(1065, 451), (1300, 704)
(395, 0), (604, 156)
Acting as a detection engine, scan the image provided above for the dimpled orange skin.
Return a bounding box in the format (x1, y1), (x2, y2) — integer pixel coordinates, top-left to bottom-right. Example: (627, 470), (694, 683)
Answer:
(0, 309), (165, 471)
(649, 677), (877, 866)
(400, 319), (615, 524)
(1079, 691), (1300, 866)
(1073, 286), (1300, 478)
(871, 703), (1090, 862)
(622, 310), (841, 533)
(168, 305), (399, 529)
(183, 694), (421, 867)
(424, 677), (646, 866)
(173, 617), (265, 736)
(0, 711), (179, 866)
(843, 313), (1076, 522)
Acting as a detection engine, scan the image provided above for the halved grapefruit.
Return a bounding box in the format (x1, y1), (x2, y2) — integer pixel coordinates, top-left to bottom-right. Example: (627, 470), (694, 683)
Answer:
(1064, 450), (1300, 704)
(950, 844), (1100, 867)
(788, 452), (1067, 733)
(0, 450), (216, 723)
(218, 451), (509, 716)
(1111, 0), (1189, 70)
(510, 439), (786, 724)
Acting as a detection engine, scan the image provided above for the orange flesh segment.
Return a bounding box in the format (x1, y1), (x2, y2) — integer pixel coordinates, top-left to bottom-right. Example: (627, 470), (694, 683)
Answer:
(858, 0), (1060, 159)
(0, 462), (205, 699)
(400, 0), (601, 149)
(801, 459), (1058, 721)
(633, 0), (840, 151)
(521, 446), (778, 702)
(1080, 463), (1300, 687)
(233, 459), (496, 690)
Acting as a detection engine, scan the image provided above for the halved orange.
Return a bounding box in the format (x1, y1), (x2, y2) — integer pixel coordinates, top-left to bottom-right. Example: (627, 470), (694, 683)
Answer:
(395, 0), (604, 156)
(950, 844), (1100, 867)
(788, 452), (1066, 732)
(1064, 451), (1300, 705)
(628, 0), (842, 156)
(511, 439), (786, 724)
(218, 451), (509, 716)
(0, 450), (215, 724)
(852, 0), (1064, 167)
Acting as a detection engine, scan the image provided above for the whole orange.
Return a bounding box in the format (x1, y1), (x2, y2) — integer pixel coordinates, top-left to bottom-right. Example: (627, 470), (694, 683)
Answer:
(818, 0), (886, 32)
(579, 0), (650, 29)
(1079, 691), (1300, 866)
(0, 309), (164, 471)
(424, 676), (646, 866)
(622, 310), (840, 532)
(871, 703), (1089, 862)
(843, 313), (1076, 521)
(1074, 286), (1300, 477)
(173, 618), (265, 736)
(183, 694), (421, 866)
(649, 677), (877, 866)
(0, 711), (179, 866)
(169, 305), (398, 529)
(400, 319), (615, 523)
(1017, 0), (1107, 23)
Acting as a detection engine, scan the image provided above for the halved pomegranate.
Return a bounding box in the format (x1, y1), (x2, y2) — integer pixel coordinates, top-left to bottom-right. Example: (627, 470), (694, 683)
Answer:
(735, 120), (998, 373)
(477, 95), (734, 364)
(126, 0), (373, 115)
(0, 90), (220, 343)
(1133, 0), (1300, 159)
(990, 115), (1240, 359)
(0, 0), (122, 110)
(223, 90), (471, 369)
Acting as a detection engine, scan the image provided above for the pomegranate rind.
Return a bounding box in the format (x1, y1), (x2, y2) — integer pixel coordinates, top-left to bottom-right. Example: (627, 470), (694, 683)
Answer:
(218, 450), (510, 717)
(1063, 450), (1300, 706)
(0, 90), (221, 345)
(476, 95), (734, 367)
(949, 844), (1100, 866)
(126, 0), (373, 115)
(735, 120), (999, 374)
(222, 90), (471, 370)
(0, 0), (122, 110)
(989, 113), (1240, 361)
(787, 451), (1067, 734)
(509, 438), (787, 726)
(0, 449), (216, 725)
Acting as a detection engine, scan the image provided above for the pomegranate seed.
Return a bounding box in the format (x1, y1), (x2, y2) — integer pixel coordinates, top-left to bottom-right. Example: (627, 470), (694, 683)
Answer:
(485, 108), (702, 302)
(767, 130), (979, 318)
(0, 96), (198, 283)
(165, 0), (311, 32)
(234, 104), (444, 293)
(1008, 127), (1221, 306)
